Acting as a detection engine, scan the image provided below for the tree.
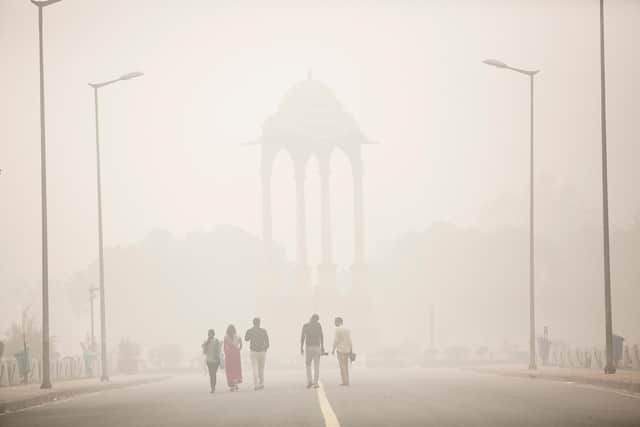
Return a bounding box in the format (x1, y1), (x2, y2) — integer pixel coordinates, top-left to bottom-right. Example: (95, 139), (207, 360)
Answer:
(2, 308), (52, 359)
(118, 338), (141, 374)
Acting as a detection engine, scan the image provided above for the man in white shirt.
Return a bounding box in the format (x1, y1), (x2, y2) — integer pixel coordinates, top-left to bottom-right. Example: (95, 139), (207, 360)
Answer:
(331, 317), (353, 386)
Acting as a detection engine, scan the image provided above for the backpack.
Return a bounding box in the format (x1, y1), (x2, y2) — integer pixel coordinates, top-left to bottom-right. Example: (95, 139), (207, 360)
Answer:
(212, 339), (221, 357)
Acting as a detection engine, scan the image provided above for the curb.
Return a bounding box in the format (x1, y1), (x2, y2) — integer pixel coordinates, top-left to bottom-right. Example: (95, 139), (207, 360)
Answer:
(469, 368), (640, 394)
(0, 376), (170, 415)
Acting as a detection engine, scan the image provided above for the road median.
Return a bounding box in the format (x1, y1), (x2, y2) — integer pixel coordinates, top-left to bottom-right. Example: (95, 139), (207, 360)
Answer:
(0, 374), (170, 415)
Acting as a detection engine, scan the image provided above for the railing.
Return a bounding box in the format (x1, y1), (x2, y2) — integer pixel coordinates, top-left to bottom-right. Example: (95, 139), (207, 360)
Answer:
(548, 344), (640, 370)
(0, 356), (101, 387)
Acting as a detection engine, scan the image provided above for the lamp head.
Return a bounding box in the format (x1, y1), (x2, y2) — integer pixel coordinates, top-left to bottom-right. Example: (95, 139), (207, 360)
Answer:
(483, 59), (508, 69)
(119, 71), (144, 81)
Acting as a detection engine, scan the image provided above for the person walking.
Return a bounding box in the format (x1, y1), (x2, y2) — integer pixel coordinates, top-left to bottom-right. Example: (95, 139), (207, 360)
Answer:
(300, 314), (324, 389)
(223, 324), (243, 392)
(202, 329), (222, 393)
(332, 317), (353, 386)
(244, 317), (269, 390)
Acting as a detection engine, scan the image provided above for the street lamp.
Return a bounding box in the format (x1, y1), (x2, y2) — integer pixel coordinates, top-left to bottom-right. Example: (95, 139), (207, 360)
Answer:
(598, 0), (615, 375)
(30, 0), (65, 390)
(483, 58), (540, 371)
(89, 71), (143, 381)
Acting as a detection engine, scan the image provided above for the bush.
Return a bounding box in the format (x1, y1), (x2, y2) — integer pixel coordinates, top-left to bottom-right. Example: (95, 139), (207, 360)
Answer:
(148, 344), (183, 369)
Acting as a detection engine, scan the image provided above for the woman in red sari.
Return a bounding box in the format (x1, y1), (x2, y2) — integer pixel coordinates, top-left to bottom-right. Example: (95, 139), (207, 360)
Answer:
(223, 324), (243, 391)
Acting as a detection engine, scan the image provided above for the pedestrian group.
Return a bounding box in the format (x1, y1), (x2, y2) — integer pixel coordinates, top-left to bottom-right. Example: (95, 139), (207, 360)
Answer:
(202, 315), (353, 393)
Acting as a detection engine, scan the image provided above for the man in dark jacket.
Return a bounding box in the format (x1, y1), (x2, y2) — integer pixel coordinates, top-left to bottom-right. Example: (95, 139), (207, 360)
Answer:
(300, 314), (324, 388)
(245, 317), (269, 390)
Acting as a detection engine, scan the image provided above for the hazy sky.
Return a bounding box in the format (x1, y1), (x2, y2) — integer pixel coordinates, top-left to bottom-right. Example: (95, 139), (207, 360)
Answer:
(1, 0), (639, 290)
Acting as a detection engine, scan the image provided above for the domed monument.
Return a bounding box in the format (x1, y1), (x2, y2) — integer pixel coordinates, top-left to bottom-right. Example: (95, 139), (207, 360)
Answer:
(254, 73), (373, 294)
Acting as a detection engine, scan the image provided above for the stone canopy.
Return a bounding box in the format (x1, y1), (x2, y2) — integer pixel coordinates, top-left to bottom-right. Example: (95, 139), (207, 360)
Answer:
(256, 75), (370, 292)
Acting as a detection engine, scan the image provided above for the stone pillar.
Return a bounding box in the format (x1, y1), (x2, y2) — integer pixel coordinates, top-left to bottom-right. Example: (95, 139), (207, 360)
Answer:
(317, 154), (336, 291)
(294, 160), (311, 288)
(258, 154), (276, 313)
(352, 158), (365, 269)
(261, 162), (273, 260)
(349, 155), (375, 352)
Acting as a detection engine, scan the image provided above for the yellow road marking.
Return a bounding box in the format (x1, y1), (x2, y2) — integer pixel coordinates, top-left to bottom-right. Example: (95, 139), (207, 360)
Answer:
(316, 382), (341, 427)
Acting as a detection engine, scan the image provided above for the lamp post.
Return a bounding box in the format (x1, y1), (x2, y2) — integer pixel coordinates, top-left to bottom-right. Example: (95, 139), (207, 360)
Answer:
(598, 0), (616, 375)
(483, 58), (540, 370)
(30, 0), (65, 390)
(89, 71), (143, 381)
(89, 287), (99, 351)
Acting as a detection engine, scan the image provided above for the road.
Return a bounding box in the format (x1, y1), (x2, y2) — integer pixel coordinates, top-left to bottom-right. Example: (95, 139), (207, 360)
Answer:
(2, 368), (640, 426)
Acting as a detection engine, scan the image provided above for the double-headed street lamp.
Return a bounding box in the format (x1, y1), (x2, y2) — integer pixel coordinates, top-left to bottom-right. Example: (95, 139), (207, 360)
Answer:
(30, 0), (65, 390)
(89, 71), (143, 381)
(483, 58), (540, 371)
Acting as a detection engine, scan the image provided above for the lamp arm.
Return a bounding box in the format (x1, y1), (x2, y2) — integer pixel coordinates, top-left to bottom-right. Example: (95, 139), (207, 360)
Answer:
(89, 78), (121, 89)
(30, 0), (64, 8)
(507, 66), (540, 76)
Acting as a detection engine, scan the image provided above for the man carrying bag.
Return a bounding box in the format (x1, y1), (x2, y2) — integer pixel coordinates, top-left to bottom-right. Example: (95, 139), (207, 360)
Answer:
(331, 317), (354, 386)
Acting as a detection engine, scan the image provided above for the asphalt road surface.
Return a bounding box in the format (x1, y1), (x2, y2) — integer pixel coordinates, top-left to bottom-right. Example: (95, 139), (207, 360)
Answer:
(3, 368), (640, 426)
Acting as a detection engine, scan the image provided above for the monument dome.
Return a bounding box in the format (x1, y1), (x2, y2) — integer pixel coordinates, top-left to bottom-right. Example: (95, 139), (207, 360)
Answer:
(261, 76), (369, 149)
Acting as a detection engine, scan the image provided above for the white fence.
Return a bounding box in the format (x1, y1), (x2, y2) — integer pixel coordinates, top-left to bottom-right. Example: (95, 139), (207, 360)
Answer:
(0, 356), (100, 387)
(548, 344), (640, 370)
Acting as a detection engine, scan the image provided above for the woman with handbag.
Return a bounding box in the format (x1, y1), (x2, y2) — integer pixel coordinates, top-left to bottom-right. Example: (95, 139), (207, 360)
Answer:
(223, 324), (243, 392)
(202, 329), (222, 393)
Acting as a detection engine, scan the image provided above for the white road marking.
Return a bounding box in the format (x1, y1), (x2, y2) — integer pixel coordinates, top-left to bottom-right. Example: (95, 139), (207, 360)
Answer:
(571, 382), (640, 401)
(469, 369), (640, 401)
(316, 382), (341, 427)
